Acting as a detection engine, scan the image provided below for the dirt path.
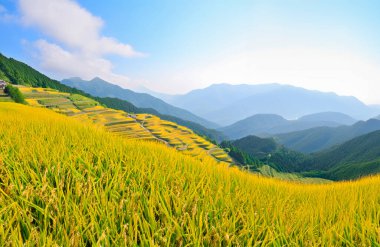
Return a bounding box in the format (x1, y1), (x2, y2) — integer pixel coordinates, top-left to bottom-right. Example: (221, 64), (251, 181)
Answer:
(136, 115), (170, 146)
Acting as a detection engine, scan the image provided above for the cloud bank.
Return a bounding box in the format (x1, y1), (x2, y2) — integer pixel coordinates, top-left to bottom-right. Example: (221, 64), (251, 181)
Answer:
(19, 0), (143, 88)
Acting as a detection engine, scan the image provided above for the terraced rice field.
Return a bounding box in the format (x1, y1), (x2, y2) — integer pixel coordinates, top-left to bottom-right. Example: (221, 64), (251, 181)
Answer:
(1, 103), (379, 246)
(18, 86), (232, 163)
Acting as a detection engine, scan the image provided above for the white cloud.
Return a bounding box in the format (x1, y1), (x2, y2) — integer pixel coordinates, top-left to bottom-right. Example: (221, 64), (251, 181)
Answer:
(33, 39), (133, 88)
(18, 0), (144, 88)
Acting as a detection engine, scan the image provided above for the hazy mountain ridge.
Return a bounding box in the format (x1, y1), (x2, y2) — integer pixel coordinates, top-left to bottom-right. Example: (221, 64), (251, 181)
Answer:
(301, 130), (380, 180)
(161, 83), (281, 117)
(298, 112), (356, 125)
(275, 118), (380, 153)
(158, 83), (378, 126)
(220, 112), (353, 140)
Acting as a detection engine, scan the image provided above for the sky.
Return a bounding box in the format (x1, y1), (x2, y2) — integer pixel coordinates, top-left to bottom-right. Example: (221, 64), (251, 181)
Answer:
(0, 0), (380, 104)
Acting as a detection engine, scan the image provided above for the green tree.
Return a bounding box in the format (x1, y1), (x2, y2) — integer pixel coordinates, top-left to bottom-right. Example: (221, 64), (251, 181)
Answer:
(4, 85), (26, 104)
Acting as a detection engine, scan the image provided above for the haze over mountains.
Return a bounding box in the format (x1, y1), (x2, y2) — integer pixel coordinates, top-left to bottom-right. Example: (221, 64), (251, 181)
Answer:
(158, 83), (379, 126)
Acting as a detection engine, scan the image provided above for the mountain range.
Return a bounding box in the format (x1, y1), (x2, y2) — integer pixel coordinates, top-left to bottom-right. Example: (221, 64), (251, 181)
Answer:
(158, 83), (379, 126)
(225, 130), (380, 181)
(301, 130), (380, 180)
(220, 112), (356, 140)
(275, 118), (380, 153)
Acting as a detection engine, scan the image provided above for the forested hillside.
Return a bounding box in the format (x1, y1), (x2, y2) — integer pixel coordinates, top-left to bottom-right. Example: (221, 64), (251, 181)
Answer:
(276, 119), (380, 153)
(301, 130), (380, 180)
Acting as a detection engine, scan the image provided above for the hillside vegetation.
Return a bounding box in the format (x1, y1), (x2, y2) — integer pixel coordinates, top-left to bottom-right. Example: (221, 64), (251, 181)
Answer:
(302, 130), (380, 180)
(219, 133), (380, 181)
(221, 135), (310, 175)
(0, 103), (379, 245)
(225, 135), (278, 159)
(275, 119), (380, 153)
(4, 84), (26, 104)
(18, 86), (231, 163)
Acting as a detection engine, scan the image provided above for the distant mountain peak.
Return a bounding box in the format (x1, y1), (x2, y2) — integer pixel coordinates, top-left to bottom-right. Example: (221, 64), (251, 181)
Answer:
(90, 77), (107, 82)
(298, 112), (357, 125)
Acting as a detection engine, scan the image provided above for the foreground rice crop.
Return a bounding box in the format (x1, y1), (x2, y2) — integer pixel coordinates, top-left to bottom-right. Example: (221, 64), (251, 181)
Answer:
(0, 103), (379, 246)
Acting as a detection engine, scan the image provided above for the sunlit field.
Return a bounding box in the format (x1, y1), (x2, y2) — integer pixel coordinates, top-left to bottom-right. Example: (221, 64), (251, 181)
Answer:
(0, 103), (379, 246)
(18, 86), (231, 163)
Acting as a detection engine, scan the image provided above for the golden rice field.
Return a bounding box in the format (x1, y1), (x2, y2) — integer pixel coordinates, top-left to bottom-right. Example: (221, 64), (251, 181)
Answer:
(18, 86), (232, 163)
(0, 102), (379, 246)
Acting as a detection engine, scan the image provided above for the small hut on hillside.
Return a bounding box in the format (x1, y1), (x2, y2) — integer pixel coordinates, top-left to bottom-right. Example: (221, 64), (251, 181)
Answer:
(0, 80), (6, 90)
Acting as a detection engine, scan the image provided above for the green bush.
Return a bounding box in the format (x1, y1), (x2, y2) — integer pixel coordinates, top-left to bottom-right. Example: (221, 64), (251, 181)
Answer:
(4, 84), (26, 104)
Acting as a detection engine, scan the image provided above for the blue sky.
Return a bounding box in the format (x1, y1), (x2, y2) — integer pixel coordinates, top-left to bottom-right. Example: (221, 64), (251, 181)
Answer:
(1, 0), (380, 103)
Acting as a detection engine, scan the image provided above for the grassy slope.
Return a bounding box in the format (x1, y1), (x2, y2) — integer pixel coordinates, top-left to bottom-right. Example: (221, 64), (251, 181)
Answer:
(1, 103), (380, 245)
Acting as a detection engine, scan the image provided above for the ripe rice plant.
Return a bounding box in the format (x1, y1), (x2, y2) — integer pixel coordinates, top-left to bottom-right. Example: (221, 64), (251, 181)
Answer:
(0, 102), (379, 246)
